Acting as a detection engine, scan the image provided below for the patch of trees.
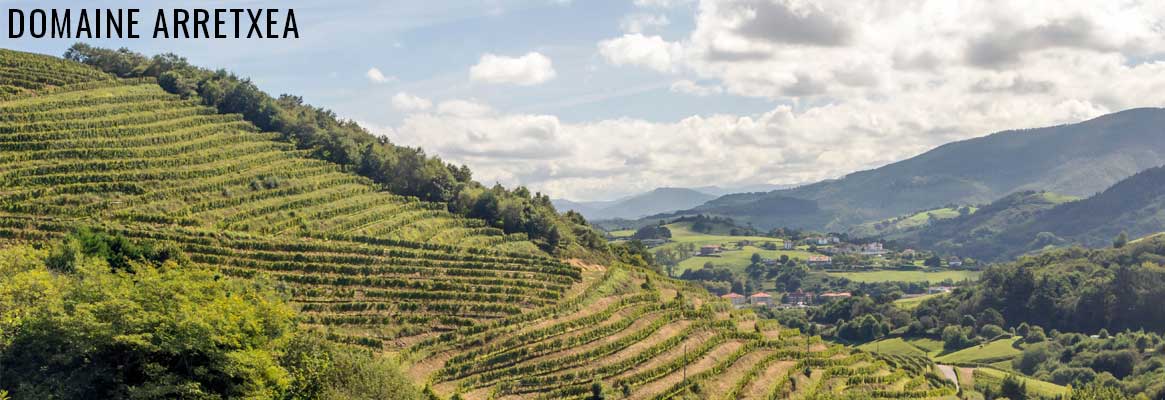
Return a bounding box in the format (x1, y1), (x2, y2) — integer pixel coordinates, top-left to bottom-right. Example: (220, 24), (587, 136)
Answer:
(0, 232), (421, 399)
(631, 224), (671, 241)
(61, 43), (604, 256)
(1011, 330), (1165, 397)
(911, 238), (1165, 335)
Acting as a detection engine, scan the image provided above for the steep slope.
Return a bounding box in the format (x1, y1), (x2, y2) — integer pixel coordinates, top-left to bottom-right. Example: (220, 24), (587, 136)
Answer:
(886, 166), (1165, 260)
(554, 187), (716, 220)
(0, 49), (955, 399)
(690, 109), (1165, 230)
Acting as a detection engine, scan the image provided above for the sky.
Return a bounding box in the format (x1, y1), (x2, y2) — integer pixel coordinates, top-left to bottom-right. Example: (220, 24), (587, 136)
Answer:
(4, 0), (1165, 201)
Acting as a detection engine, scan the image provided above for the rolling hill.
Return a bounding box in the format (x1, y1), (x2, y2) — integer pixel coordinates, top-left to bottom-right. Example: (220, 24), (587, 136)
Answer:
(884, 165), (1165, 261)
(553, 187), (716, 221)
(685, 108), (1165, 231)
(0, 48), (956, 398)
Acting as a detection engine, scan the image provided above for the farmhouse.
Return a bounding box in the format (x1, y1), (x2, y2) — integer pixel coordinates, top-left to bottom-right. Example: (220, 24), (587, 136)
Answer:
(749, 292), (773, 306)
(699, 245), (722, 256)
(948, 256), (963, 267)
(807, 255), (832, 266)
(721, 292), (746, 306)
(785, 289), (814, 305)
(860, 242), (888, 256)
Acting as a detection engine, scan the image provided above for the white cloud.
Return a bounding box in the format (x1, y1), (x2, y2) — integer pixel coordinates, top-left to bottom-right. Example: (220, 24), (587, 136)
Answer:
(391, 92), (432, 112)
(365, 67), (394, 84)
(469, 52), (557, 85)
(633, 0), (691, 8)
(437, 99), (493, 118)
(598, 33), (684, 73)
(621, 14), (670, 34)
(669, 79), (723, 96)
(376, 1), (1165, 201)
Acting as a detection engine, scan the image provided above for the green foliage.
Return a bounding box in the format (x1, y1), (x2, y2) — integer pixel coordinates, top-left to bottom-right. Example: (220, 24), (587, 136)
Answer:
(1069, 381), (1129, 400)
(631, 224), (671, 241)
(1000, 374), (1029, 400)
(941, 325), (975, 351)
(0, 239), (420, 400)
(0, 245), (295, 398)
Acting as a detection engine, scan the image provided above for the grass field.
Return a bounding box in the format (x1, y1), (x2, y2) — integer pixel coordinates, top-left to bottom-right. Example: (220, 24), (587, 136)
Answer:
(666, 222), (783, 246)
(857, 338), (927, 356)
(677, 245), (817, 274)
(894, 293), (946, 310)
(849, 206), (978, 237)
(974, 367), (1069, 397)
(608, 229), (635, 238)
(936, 337), (1021, 364)
(860, 337), (944, 357)
(828, 270), (981, 283)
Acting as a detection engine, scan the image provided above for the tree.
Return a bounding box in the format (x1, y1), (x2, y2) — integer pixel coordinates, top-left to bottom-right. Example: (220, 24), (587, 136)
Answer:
(942, 326), (973, 351)
(1025, 326), (1047, 343)
(1113, 231), (1128, 249)
(980, 324), (1005, 339)
(999, 375), (1028, 400)
(924, 255), (942, 268)
(588, 380), (605, 400)
(1068, 381), (1126, 400)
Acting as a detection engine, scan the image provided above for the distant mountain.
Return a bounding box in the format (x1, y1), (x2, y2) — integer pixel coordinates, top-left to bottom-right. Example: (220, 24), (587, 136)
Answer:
(553, 187), (716, 220)
(688, 183), (798, 196)
(687, 108), (1165, 231)
(885, 165), (1165, 261)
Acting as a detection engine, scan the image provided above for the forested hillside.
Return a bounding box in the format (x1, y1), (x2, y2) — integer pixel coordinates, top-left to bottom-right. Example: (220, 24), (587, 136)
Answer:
(684, 108), (1165, 231)
(885, 166), (1165, 261)
(0, 48), (958, 399)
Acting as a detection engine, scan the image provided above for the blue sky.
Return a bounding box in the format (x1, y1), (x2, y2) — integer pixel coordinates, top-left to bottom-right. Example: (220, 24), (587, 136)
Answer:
(4, 1), (1165, 201)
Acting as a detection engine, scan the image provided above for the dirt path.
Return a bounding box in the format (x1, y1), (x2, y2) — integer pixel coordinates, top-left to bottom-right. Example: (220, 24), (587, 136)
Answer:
(937, 364), (959, 390)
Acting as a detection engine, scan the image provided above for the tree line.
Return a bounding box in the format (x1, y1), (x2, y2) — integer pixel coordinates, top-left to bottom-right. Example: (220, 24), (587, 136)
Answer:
(61, 44), (606, 257)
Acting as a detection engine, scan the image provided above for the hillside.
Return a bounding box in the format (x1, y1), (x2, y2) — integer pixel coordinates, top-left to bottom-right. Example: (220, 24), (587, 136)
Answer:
(686, 109), (1165, 231)
(0, 48), (957, 398)
(553, 187), (716, 221)
(887, 166), (1165, 261)
(846, 206), (978, 238)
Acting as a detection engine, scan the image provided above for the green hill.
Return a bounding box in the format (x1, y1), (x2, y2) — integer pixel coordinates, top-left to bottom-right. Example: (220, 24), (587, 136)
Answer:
(885, 165), (1165, 261)
(685, 108), (1165, 231)
(0, 48), (956, 399)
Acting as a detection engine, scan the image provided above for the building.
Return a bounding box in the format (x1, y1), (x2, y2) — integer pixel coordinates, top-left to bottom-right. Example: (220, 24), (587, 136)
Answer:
(947, 256), (963, 267)
(762, 258), (778, 267)
(860, 242), (887, 256)
(806, 255), (832, 266)
(721, 292), (746, 306)
(814, 237), (830, 246)
(749, 292), (773, 306)
(699, 245), (721, 256)
(927, 286), (954, 294)
(901, 248), (917, 258)
(818, 292), (852, 302)
(783, 241), (795, 250)
(785, 289), (814, 306)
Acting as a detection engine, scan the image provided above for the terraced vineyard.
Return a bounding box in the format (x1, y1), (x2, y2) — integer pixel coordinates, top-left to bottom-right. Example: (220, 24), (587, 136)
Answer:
(406, 266), (958, 399)
(0, 49), (957, 399)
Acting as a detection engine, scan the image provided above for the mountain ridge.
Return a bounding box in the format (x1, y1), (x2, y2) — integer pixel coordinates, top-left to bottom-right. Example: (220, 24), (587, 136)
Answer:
(681, 107), (1165, 231)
